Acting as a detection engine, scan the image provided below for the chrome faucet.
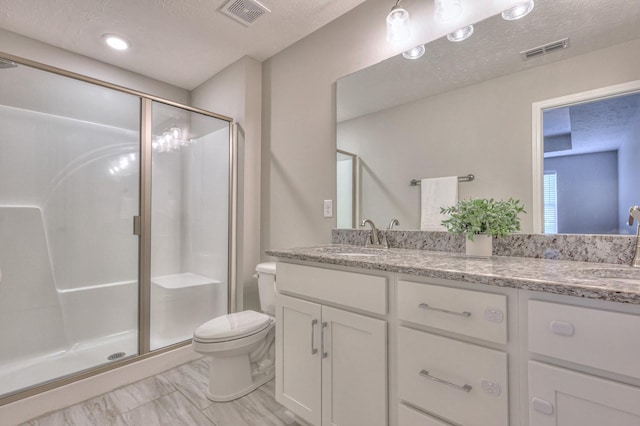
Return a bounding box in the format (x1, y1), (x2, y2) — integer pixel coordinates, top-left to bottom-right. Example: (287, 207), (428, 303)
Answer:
(361, 219), (388, 248)
(628, 206), (640, 267)
(387, 218), (400, 230)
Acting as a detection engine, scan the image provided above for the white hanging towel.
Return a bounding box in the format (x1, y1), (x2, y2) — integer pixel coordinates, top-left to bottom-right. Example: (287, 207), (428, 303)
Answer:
(420, 176), (458, 231)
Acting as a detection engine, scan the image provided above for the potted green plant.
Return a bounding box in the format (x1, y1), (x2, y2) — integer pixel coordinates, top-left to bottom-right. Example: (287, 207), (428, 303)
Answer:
(440, 198), (526, 257)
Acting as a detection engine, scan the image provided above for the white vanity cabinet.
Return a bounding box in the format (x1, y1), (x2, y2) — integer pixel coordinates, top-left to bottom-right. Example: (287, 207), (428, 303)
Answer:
(271, 255), (640, 426)
(275, 263), (387, 426)
(526, 299), (640, 426)
(397, 279), (510, 426)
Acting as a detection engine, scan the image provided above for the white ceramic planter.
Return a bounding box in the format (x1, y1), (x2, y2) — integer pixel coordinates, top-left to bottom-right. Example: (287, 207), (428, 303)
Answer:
(465, 234), (493, 258)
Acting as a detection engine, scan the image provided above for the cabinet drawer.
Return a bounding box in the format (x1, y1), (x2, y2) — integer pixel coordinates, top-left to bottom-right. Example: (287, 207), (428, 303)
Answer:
(529, 361), (640, 426)
(398, 280), (507, 344)
(399, 404), (452, 426)
(398, 327), (508, 426)
(529, 300), (640, 379)
(276, 263), (387, 315)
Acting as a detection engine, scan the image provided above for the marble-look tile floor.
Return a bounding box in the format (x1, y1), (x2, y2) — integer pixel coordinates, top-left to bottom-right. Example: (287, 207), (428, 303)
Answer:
(22, 357), (301, 426)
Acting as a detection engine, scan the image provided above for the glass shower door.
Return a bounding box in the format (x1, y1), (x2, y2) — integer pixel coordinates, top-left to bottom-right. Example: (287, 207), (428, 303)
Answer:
(0, 62), (140, 397)
(149, 101), (230, 350)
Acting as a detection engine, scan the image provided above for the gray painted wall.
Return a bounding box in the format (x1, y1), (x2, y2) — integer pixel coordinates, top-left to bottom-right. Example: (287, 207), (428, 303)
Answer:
(191, 57), (263, 312)
(260, 0), (511, 254)
(545, 151), (619, 234)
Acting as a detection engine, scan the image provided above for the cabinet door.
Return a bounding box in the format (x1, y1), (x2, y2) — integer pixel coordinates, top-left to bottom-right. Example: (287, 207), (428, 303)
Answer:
(321, 305), (387, 426)
(276, 294), (322, 426)
(529, 361), (640, 426)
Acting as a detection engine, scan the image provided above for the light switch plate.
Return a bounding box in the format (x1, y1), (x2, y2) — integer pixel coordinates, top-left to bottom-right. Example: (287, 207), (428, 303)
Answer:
(323, 200), (333, 218)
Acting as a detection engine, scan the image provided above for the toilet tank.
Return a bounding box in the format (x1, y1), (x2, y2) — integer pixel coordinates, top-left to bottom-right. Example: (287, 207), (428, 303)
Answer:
(256, 262), (276, 315)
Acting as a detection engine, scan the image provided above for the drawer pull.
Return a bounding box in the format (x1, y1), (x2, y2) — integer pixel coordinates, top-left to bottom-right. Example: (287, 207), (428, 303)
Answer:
(419, 369), (472, 392)
(419, 303), (471, 318)
(550, 320), (575, 337)
(311, 319), (318, 355)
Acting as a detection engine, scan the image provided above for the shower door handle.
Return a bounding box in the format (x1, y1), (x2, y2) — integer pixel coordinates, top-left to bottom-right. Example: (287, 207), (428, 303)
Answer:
(133, 216), (141, 235)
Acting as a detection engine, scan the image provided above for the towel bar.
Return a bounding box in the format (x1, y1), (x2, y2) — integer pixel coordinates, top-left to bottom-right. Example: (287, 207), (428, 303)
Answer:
(410, 174), (474, 186)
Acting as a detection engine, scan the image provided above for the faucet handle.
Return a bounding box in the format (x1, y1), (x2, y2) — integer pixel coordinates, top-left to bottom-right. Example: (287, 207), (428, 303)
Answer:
(629, 206), (640, 226)
(387, 218), (400, 230)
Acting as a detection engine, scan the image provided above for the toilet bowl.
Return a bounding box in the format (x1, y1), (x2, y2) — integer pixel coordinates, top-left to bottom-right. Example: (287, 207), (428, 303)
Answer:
(192, 262), (276, 402)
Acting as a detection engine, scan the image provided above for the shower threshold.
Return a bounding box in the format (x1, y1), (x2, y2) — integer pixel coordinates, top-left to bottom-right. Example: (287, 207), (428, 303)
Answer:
(0, 329), (138, 398)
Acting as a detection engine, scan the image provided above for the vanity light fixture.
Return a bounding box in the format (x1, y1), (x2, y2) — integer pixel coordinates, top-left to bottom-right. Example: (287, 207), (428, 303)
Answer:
(102, 34), (130, 51)
(386, 0), (411, 42)
(447, 25), (474, 42)
(501, 0), (535, 21)
(402, 44), (425, 60)
(434, 0), (463, 22)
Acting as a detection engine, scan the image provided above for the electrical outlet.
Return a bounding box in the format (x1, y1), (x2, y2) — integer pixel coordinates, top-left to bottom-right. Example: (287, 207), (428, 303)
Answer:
(323, 200), (333, 218)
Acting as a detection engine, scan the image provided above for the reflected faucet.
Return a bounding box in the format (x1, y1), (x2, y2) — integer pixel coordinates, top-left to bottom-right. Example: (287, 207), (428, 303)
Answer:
(361, 219), (388, 248)
(387, 218), (400, 230)
(628, 206), (640, 267)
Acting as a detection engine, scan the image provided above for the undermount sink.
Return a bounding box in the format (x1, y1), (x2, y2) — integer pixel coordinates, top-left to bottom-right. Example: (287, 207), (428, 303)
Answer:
(335, 252), (379, 257)
(576, 268), (640, 285)
(316, 247), (389, 257)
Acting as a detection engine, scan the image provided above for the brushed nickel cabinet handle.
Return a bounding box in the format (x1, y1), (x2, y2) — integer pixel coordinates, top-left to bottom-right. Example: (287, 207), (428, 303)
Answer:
(419, 370), (472, 392)
(321, 321), (328, 358)
(311, 319), (318, 355)
(419, 303), (471, 317)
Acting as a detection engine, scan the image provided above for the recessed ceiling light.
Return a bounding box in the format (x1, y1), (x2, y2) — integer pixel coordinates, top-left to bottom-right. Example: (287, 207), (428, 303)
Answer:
(447, 25), (474, 42)
(103, 34), (130, 51)
(501, 0), (535, 21)
(402, 44), (425, 60)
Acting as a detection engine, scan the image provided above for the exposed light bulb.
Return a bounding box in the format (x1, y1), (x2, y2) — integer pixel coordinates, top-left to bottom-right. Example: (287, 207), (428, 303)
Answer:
(386, 3), (410, 42)
(435, 0), (462, 22)
(402, 44), (425, 60)
(171, 127), (181, 139)
(447, 25), (474, 42)
(501, 0), (535, 20)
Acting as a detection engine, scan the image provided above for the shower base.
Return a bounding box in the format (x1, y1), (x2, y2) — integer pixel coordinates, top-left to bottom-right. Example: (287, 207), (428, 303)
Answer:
(0, 329), (137, 398)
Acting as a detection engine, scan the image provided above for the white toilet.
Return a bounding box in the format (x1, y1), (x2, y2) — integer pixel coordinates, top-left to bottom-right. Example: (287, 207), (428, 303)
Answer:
(192, 262), (276, 402)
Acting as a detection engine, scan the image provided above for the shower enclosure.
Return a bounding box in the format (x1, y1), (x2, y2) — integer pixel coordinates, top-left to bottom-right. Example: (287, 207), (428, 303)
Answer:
(0, 54), (233, 403)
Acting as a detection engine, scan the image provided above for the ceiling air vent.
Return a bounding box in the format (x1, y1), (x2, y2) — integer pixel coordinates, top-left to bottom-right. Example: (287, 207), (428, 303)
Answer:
(521, 38), (569, 61)
(220, 0), (270, 26)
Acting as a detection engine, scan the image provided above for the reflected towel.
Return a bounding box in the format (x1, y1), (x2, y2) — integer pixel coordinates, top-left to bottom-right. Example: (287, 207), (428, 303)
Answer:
(420, 177), (458, 231)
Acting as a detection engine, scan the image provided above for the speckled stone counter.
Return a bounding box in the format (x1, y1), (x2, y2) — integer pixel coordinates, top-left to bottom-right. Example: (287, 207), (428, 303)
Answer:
(331, 229), (637, 264)
(266, 245), (640, 304)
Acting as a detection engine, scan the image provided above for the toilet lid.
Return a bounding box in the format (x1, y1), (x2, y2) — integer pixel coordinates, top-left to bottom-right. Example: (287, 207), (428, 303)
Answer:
(194, 310), (272, 342)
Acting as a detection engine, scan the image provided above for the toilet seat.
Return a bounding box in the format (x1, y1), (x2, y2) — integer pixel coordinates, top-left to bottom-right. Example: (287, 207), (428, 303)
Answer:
(193, 310), (272, 343)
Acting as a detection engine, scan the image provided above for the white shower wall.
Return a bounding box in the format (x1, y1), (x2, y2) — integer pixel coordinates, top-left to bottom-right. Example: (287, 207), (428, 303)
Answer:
(151, 127), (230, 284)
(181, 128), (230, 282)
(0, 103), (139, 367)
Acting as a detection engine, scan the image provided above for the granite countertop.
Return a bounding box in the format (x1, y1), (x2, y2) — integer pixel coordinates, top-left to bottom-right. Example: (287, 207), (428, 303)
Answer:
(266, 244), (640, 304)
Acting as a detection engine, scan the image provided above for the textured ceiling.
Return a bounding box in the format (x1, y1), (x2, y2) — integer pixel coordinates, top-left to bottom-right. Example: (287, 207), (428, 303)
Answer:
(337, 0), (640, 122)
(0, 0), (368, 89)
(544, 94), (640, 158)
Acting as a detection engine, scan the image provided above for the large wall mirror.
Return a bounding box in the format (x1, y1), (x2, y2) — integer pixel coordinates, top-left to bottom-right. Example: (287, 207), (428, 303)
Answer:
(336, 0), (640, 234)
